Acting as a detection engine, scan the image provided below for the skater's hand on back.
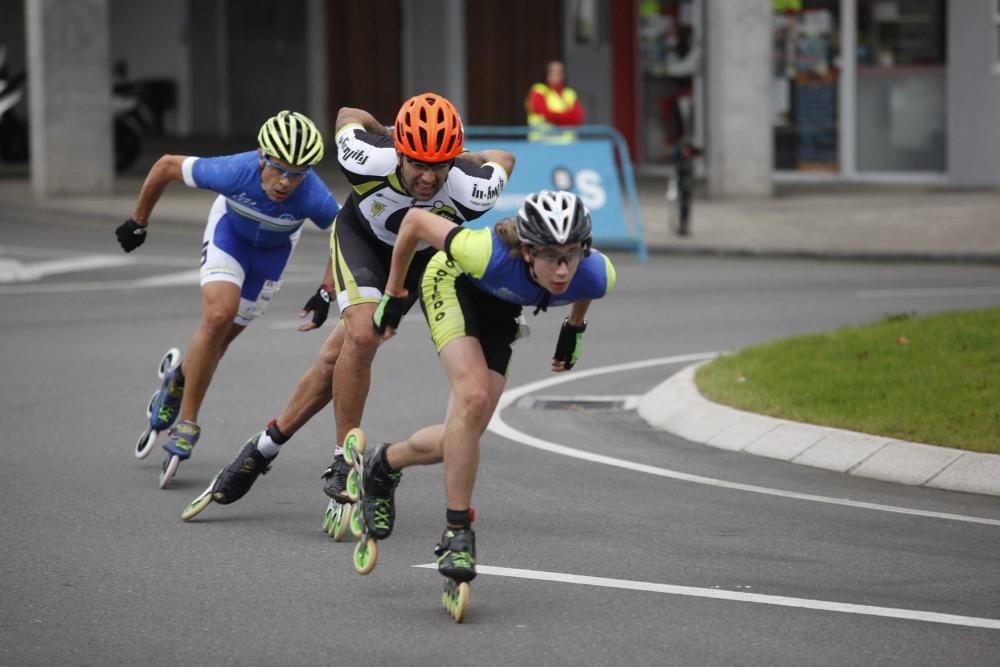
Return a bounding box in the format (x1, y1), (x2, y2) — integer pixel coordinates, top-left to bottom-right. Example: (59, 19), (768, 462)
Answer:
(298, 284), (333, 331)
(115, 218), (147, 253)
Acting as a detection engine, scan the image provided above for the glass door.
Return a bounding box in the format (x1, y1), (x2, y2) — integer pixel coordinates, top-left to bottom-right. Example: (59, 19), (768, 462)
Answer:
(854, 0), (946, 172)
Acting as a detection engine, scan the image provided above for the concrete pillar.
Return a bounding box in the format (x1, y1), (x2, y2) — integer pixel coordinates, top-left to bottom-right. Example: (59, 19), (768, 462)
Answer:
(306, 0), (328, 137)
(26, 0), (113, 195)
(705, 0), (772, 197)
(402, 0), (465, 112)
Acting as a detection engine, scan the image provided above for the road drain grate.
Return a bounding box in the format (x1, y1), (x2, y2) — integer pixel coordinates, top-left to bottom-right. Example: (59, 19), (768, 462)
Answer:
(518, 395), (639, 411)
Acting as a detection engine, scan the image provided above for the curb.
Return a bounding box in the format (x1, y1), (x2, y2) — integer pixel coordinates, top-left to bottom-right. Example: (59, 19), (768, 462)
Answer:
(638, 363), (1000, 498)
(645, 244), (1000, 266)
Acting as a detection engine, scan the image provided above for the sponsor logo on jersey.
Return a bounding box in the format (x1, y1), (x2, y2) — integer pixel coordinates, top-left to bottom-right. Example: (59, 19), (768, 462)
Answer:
(471, 182), (503, 203)
(429, 202), (460, 223)
(371, 201), (386, 218)
(233, 192), (258, 209)
(338, 134), (370, 165)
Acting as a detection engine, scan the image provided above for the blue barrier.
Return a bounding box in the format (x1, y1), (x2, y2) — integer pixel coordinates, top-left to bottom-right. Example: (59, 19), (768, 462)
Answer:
(464, 125), (647, 261)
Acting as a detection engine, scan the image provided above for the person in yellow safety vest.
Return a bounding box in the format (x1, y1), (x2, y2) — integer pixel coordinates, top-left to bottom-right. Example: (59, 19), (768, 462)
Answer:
(525, 60), (584, 143)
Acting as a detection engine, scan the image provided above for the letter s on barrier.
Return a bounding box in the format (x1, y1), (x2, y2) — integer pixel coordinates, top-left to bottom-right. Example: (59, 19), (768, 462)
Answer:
(575, 169), (606, 210)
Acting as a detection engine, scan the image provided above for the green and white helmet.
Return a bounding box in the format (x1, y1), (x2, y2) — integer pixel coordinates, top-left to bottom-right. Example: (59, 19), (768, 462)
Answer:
(258, 110), (324, 166)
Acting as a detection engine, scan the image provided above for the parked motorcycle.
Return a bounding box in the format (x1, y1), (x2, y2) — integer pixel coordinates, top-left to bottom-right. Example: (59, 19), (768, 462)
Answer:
(0, 48), (148, 172)
(0, 45), (29, 163)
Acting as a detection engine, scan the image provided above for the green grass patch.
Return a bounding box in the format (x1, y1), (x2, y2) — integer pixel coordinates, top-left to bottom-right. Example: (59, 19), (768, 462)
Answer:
(695, 308), (1000, 453)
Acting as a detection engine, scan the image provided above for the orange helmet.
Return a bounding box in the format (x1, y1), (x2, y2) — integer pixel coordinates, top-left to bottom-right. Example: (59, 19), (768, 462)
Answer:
(394, 93), (464, 163)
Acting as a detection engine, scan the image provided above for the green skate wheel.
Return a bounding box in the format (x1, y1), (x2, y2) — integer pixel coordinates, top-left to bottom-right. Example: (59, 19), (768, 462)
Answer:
(353, 537), (378, 575)
(181, 473), (219, 521)
(442, 580), (470, 623)
(346, 468), (360, 502)
(331, 502), (352, 542)
(322, 499), (337, 533)
(349, 502), (364, 537)
(341, 428), (367, 466)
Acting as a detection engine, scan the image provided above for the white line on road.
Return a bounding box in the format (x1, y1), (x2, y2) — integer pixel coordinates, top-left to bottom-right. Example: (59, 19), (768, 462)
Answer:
(0, 255), (134, 283)
(489, 354), (1000, 527)
(0, 271), (319, 295)
(856, 286), (1000, 298)
(412, 564), (1000, 630)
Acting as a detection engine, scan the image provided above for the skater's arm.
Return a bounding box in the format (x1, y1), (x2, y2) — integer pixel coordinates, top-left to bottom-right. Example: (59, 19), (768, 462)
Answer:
(115, 154), (186, 252)
(454, 149), (515, 177)
(336, 107), (391, 137)
(385, 208), (454, 298)
(131, 155), (187, 225)
(551, 299), (591, 373)
(374, 209), (454, 339)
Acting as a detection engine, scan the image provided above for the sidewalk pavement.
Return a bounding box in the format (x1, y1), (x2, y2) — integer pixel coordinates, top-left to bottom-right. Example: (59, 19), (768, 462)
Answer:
(2, 165), (998, 497)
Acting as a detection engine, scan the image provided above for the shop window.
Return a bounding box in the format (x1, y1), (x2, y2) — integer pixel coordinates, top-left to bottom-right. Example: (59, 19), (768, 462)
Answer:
(855, 0), (946, 172)
(772, 1), (841, 172)
(638, 0), (700, 166)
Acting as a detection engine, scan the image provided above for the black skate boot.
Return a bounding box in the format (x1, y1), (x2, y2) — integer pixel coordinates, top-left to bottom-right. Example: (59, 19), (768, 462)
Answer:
(321, 452), (352, 503)
(358, 444), (403, 540)
(211, 431), (272, 505)
(435, 526), (477, 583)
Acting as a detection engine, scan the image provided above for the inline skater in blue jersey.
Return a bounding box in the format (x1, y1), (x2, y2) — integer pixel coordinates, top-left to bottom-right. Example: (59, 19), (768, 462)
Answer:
(114, 110), (341, 488)
(180, 93), (514, 525)
(353, 190), (615, 621)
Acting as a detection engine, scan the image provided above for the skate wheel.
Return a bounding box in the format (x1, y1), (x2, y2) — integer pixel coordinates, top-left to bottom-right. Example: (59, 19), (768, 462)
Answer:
(353, 536), (378, 575)
(181, 473), (219, 521)
(135, 428), (157, 459)
(159, 454), (181, 489)
(442, 580), (470, 623)
(349, 502), (364, 538)
(158, 347), (181, 378)
(322, 499), (338, 533)
(342, 428), (367, 466)
(331, 503), (352, 541)
(146, 390), (159, 417)
(345, 468), (361, 502)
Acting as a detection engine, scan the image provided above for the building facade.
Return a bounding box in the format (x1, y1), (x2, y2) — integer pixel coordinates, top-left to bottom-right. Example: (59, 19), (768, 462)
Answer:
(2, 0), (997, 193)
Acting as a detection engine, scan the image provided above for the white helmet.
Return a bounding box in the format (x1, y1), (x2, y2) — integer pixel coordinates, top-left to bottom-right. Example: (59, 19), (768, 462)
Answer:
(516, 190), (592, 246)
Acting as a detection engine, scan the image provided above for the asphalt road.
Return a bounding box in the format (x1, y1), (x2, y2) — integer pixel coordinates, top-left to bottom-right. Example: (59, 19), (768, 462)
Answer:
(2, 209), (999, 666)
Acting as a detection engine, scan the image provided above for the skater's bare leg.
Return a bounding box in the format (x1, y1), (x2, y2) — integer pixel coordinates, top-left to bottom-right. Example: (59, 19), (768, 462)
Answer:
(333, 303), (379, 444)
(274, 323), (345, 436)
(179, 281), (243, 424)
(437, 338), (506, 513)
(385, 423), (446, 469)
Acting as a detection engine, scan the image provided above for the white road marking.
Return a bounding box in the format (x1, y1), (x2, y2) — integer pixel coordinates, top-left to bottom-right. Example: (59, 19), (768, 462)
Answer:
(0, 271), (318, 295)
(413, 564), (1000, 630)
(856, 286), (1000, 298)
(0, 255), (134, 283)
(489, 354), (1000, 527)
(0, 244), (190, 267)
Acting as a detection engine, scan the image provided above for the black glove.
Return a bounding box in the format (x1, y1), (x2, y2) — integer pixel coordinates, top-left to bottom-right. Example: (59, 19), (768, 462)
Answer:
(115, 218), (147, 253)
(301, 284), (333, 328)
(372, 293), (406, 335)
(553, 318), (587, 370)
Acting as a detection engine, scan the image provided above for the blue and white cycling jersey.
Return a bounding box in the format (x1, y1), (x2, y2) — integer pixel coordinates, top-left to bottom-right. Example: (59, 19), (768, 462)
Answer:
(181, 150), (340, 248)
(442, 225), (616, 308)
